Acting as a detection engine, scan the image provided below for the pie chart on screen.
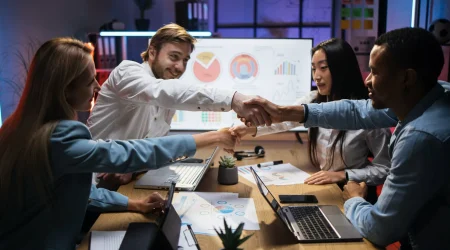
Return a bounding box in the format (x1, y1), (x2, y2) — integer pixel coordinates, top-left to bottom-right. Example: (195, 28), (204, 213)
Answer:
(193, 52), (221, 83)
(230, 53), (258, 83)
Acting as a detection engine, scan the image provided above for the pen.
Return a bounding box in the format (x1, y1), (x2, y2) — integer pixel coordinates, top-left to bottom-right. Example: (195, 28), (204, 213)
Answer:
(187, 224), (201, 250)
(257, 160), (283, 168)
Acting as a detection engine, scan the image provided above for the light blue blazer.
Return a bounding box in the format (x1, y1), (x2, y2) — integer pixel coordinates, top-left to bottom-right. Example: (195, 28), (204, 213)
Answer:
(1, 120), (196, 250)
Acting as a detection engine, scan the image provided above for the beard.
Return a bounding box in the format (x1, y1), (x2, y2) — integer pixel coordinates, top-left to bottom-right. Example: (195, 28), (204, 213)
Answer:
(150, 54), (182, 80)
(151, 59), (165, 79)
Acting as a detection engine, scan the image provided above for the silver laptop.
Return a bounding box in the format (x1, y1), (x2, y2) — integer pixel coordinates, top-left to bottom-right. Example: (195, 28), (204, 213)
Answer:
(250, 167), (362, 243)
(135, 147), (218, 191)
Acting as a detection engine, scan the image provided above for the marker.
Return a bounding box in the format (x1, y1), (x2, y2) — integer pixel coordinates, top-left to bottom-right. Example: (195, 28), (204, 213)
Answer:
(257, 160), (283, 168)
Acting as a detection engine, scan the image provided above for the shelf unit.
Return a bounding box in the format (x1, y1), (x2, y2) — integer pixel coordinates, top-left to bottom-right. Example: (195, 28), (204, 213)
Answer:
(213, 0), (335, 39)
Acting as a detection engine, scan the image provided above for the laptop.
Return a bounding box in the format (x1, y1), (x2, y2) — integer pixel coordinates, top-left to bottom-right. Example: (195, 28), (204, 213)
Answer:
(250, 167), (362, 243)
(135, 146), (218, 191)
(119, 181), (181, 250)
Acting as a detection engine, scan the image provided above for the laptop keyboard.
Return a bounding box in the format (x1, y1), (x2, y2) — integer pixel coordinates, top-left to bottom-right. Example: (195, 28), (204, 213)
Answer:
(289, 206), (339, 240)
(165, 165), (205, 185)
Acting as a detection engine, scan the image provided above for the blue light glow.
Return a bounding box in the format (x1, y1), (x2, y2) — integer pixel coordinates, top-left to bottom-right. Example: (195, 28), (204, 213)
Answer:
(99, 31), (212, 37)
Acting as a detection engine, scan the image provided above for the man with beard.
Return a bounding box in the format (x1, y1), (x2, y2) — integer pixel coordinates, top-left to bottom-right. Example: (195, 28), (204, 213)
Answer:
(240, 27), (450, 249)
(87, 23), (271, 186)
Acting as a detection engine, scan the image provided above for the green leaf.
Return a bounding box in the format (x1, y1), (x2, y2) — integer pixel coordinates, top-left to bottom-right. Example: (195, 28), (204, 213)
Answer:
(237, 233), (253, 246)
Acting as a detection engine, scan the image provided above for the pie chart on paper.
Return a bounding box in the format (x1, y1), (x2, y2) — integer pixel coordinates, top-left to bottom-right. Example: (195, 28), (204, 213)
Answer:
(193, 52), (221, 83)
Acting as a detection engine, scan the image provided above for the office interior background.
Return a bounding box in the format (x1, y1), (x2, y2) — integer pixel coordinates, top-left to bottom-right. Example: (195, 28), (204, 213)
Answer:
(0, 0), (449, 125)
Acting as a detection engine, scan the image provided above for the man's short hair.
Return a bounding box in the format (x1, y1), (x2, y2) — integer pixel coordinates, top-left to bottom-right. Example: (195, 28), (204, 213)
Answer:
(374, 27), (444, 89)
(141, 23), (196, 61)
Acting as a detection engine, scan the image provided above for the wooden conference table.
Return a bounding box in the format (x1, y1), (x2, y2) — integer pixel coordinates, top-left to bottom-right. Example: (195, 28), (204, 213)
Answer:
(79, 138), (379, 250)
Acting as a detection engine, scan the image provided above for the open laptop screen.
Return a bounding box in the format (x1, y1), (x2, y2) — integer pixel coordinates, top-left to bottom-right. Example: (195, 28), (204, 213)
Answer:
(156, 181), (176, 227)
(250, 167), (293, 231)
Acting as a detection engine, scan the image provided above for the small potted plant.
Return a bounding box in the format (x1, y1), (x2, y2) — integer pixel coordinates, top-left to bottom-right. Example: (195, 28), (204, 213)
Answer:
(133, 0), (154, 31)
(218, 155), (238, 185)
(215, 218), (253, 250)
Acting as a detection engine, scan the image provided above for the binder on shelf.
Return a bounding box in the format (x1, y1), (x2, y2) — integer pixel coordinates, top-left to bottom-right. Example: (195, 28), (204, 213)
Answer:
(96, 36), (105, 69)
(103, 37), (111, 69)
(202, 2), (208, 31)
(109, 37), (117, 69)
(192, 1), (198, 31)
(176, 0), (208, 31)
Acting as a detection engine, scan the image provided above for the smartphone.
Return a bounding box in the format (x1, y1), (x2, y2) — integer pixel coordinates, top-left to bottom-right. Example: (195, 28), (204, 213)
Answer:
(279, 195), (318, 203)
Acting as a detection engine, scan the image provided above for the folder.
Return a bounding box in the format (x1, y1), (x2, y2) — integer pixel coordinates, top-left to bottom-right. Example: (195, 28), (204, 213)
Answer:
(109, 37), (117, 68)
(96, 37), (105, 69)
(192, 2), (199, 30)
(187, 2), (193, 30)
(202, 2), (208, 31)
(103, 37), (111, 69)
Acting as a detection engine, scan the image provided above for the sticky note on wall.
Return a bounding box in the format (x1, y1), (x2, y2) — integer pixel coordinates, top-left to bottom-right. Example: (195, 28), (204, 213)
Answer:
(364, 8), (374, 18)
(341, 8), (351, 18)
(352, 8), (362, 18)
(364, 20), (373, 30)
(352, 20), (361, 29)
(341, 20), (350, 30)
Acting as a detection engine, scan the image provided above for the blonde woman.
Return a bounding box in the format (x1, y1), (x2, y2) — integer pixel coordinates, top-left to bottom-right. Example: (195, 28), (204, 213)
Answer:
(0, 38), (236, 249)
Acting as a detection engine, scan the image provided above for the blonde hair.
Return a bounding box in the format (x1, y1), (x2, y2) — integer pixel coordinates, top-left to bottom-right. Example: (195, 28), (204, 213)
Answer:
(141, 23), (196, 61)
(0, 37), (92, 210)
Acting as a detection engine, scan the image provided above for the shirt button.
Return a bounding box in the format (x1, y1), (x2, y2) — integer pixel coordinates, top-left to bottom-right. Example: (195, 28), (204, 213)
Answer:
(221, 108), (225, 111)
(197, 107), (201, 109)
(154, 117), (157, 121)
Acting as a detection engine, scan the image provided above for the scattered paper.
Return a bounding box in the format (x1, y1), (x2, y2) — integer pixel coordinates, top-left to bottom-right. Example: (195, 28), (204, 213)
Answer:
(237, 163), (310, 185)
(173, 192), (260, 235)
(90, 225), (199, 250)
(90, 231), (126, 250)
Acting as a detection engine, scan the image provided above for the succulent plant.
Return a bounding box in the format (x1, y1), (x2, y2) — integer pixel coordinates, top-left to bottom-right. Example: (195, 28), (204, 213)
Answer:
(219, 155), (236, 168)
(215, 218), (253, 250)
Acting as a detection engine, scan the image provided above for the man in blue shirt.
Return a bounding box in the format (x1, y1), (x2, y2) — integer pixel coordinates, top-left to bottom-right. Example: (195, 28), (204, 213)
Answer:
(242, 27), (450, 249)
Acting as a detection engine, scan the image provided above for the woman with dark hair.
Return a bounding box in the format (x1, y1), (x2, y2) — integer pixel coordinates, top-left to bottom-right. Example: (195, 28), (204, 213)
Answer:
(231, 38), (391, 186)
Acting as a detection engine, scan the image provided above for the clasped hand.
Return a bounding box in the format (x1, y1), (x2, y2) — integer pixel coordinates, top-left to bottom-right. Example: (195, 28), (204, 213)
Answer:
(236, 95), (285, 127)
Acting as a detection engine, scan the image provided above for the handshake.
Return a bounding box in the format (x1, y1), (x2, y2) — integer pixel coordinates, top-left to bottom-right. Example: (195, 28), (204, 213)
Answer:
(213, 94), (306, 153)
(230, 93), (305, 128)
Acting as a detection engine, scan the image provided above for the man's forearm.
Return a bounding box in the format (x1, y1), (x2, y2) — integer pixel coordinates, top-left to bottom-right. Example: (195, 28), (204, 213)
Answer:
(279, 105), (305, 123)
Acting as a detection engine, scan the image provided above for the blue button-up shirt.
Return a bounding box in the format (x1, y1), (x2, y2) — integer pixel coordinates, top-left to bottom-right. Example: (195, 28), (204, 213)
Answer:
(305, 83), (450, 249)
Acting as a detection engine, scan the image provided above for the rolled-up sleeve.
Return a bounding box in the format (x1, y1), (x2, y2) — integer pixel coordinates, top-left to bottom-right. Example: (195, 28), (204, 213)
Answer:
(87, 185), (128, 212)
(305, 99), (397, 130)
(344, 130), (446, 247)
(51, 121), (197, 177)
(112, 61), (235, 111)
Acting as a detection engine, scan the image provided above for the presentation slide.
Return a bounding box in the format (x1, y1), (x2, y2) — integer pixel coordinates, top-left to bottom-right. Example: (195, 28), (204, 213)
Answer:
(170, 38), (312, 131)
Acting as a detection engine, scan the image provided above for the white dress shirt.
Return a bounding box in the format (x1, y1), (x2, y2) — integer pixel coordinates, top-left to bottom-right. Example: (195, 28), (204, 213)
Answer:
(87, 60), (235, 140)
(254, 91), (391, 185)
